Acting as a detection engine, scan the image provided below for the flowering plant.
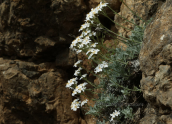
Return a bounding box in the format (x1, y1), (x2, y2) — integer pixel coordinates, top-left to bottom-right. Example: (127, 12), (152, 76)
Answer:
(66, 0), (152, 123)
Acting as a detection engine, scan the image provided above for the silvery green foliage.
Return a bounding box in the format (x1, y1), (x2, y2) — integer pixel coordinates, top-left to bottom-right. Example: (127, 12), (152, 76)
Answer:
(86, 22), (148, 124)
(121, 106), (134, 119)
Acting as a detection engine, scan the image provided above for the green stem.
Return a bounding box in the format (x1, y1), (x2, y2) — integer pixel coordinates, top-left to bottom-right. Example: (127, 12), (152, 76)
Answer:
(110, 79), (140, 92)
(101, 45), (117, 57)
(101, 12), (134, 32)
(84, 78), (98, 88)
(107, 5), (138, 26)
(100, 24), (136, 43)
(85, 89), (99, 95)
(119, 0), (146, 23)
(80, 92), (90, 100)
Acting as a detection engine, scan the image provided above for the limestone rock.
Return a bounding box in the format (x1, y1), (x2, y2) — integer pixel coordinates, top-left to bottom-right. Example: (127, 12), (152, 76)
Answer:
(139, 0), (172, 123)
(0, 58), (82, 124)
(0, 0), (87, 65)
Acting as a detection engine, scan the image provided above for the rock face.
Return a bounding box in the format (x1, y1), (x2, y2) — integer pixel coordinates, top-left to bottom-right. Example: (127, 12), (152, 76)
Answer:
(2, 0), (171, 123)
(0, 0), (86, 123)
(0, 0), (122, 124)
(0, 58), (81, 124)
(115, 0), (164, 38)
(115, 0), (165, 49)
(139, 0), (172, 123)
(0, 0), (86, 64)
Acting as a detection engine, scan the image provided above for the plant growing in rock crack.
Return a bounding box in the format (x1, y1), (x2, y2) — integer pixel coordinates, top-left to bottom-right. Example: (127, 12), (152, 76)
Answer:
(66, 0), (153, 123)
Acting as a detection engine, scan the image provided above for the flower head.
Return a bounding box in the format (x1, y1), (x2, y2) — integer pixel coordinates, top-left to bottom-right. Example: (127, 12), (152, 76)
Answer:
(71, 98), (81, 111)
(110, 110), (120, 121)
(101, 61), (108, 68)
(90, 42), (98, 48)
(88, 49), (100, 59)
(83, 36), (91, 45)
(76, 49), (82, 54)
(72, 82), (88, 96)
(79, 23), (90, 32)
(94, 64), (103, 73)
(66, 77), (78, 89)
(80, 74), (87, 80)
(94, 61), (108, 73)
(85, 12), (95, 22)
(74, 67), (82, 76)
(69, 40), (78, 49)
(74, 60), (82, 67)
(81, 99), (88, 107)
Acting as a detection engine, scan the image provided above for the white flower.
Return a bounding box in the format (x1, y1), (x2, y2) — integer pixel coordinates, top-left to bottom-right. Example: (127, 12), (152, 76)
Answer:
(94, 64), (103, 73)
(91, 8), (99, 15)
(69, 40), (78, 49)
(110, 110), (120, 121)
(81, 82), (88, 87)
(75, 85), (83, 94)
(95, 23), (103, 31)
(74, 67), (82, 76)
(80, 31), (85, 38)
(81, 99), (88, 107)
(90, 20), (94, 24)
(72, 90), (78, 96)
(83, 36), (91, 45)
(66, 77), (78, 89)
(86, 48), (93, 55)
(98, 2), (108, 9)
(71, 98), (81, 111)
(90, 43), (98, 47)
(75, 36), (82, 43)
(83, 29), (91, 36)
(88, 31), (96, 37)
(92, 31), (96, 36)
(72, 82), (87, 96)
(88, 49), (100, 59)
(88, 53), (94, 59)
(102, 2), (108, 7)
(79, 23), (90, 32)
(94, 61), (108, 73)
(96, 4), (102, 11)
(85, 12), (95, 22)
(71, 47), (77, 51)
(78, 42), (85, 48)
(80, 74), (87, 80)
(101, 61), (108, 68)
(76, 50), (82, 54)
(74, 60), (82, 67)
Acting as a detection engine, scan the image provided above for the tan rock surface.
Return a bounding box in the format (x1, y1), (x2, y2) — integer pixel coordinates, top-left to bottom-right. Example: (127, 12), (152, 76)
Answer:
(139, 0), (172, 123)
(0, 58), (82, 123)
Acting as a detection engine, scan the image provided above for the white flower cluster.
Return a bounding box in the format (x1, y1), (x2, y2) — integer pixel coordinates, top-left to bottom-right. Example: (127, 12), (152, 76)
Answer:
(71, 98), (88, 111)
(69, 2), (108, 60)
(68, 1), (109, 112)
(72, 82), (88, 96)
(94, 61), (108, 73)
(110, 110), (120, 122)
(84, 2), (109, 23)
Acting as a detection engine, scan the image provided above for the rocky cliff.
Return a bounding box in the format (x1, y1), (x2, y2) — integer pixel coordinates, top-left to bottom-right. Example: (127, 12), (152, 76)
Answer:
(0, 0), (121, 124)
(0, 0), (171, 124)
